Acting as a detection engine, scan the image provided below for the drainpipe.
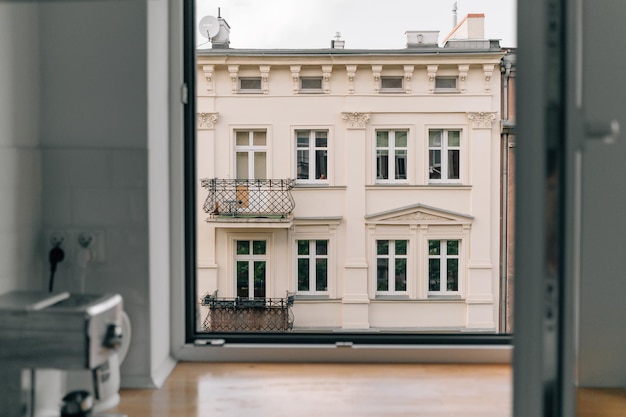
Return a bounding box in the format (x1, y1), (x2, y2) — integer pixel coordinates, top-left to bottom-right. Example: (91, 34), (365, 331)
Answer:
(500, 57), (512, 333)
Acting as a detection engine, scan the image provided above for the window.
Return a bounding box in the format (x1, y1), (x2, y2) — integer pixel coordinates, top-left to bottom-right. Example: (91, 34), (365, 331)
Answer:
(380, 76), (403, 91)
(434, 76), (458, 92)
(297, 240), (328, 293)
(239, 77), (262, 92)
(428, 239), (460, 295)
(376, 240), (408, 294)
(296, 130), (328, 182)
(235, 130), (267, 179)
(376, 130), (408, 182)
(300, 77), (323, 92)
(236, 240), (267, 299)
(428, 129), (460, 182)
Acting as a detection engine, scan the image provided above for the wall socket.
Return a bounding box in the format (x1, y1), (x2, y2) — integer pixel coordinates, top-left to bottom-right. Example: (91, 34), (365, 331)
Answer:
(44, 229), (106, 263)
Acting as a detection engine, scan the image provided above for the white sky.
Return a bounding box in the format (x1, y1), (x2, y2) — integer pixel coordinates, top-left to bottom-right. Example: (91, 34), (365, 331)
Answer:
(196, 0), (517, 50)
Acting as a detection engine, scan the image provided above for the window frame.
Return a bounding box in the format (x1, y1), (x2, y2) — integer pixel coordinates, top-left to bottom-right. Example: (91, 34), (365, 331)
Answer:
(380, 76), (404, 92)
(295, 129), (330, 184)
(295, 239), (330, 296)
(374, 129), (409, 184)
(233, 127), (270, 180)
(375, 239), (410, 296)
(299, 76), (324, 93)
(427, 128), (462, 184)
(434, 76), (459, 93)
(238, 76), (263, 93)
(426, 239), (462, 297)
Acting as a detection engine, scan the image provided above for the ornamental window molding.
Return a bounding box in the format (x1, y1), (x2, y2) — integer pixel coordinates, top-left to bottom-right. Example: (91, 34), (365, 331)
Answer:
(467, 112), (497, 129)
(197, 112), (219, 130)
(342, 112), (371, 129)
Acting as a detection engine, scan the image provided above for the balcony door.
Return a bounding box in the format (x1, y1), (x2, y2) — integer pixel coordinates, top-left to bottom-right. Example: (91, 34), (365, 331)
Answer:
(235, 240), (267, 299)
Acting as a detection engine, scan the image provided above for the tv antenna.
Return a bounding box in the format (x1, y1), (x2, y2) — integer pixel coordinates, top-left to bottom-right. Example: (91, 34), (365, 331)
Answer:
(198, 15), (219, 47)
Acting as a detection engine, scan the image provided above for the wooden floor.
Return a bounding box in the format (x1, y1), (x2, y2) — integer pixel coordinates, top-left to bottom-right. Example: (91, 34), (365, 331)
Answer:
(109, 362), (625, 417)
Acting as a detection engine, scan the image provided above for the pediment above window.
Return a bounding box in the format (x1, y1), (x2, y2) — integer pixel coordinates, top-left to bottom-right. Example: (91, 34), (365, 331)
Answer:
(365, 203), (473, 225)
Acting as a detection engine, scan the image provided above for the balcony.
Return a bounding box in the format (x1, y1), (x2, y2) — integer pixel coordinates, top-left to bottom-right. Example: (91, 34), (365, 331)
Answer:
(200, 291), (295, 332)
(201, 178), (295, 224)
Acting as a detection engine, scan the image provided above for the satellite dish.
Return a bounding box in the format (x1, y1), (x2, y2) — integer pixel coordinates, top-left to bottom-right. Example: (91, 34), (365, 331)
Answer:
(199, 15), (220, 39)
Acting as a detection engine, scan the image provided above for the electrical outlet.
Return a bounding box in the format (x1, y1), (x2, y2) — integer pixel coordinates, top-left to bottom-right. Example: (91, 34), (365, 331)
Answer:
(77, 230), (106, 262)
(45, 230), (70, 250)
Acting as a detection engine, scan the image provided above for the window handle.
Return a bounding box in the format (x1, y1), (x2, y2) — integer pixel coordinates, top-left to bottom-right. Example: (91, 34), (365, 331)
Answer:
(584, 119), (619, 144)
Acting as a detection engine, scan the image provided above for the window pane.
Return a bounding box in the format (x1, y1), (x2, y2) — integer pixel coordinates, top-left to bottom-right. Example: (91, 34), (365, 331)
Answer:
(447, 240), (459, 255)
(447, 259), (459, 291)
(429, 150), (441, 179)
(296, 132), (309, 147)
(448, 130), (460, 147)
(429, 130), (442, 147)
(316, 240), (328, 255)
(377, 150), (389, 179)
(377, 258), (389, 291)
(297, 259), (309, 291)
(395, 258), (407, 291)
(376, 131), (389, 147)
(297, 150), (309, 179)
(297, 240), (309, 255)
(377, 240), (389, 255)
(253, 240), (266, 254)
(236, 131), (249, 146)
(435, 77), (457, 89)
(395, 240), (407, 255)
(428, 259), (440, 291)
(253, 261), (266, 298)
(395, 150), (407, 179)
(240, 77), (261, 90)
(236, 152), (248, 179)
(237, 261), (249, 298)
(381, 77), (403, 89)
(429, 240), (440, 255)
(315, 132), (327, 147)
(301, 77), (322, 89)
(253, 131), (266, 146)
(448, 149), (460, 179)
(395, 130), (407, 147)
(237, 240), (250, 255)
(254, 152), (266, 179)
(315, 150), (327, 179)
(316, 259), (328, 291)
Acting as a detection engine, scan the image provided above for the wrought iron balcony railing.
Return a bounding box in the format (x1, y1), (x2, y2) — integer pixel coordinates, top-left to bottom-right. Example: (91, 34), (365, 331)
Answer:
(201, 178), (295, 218)
(200, 291), (295, 332)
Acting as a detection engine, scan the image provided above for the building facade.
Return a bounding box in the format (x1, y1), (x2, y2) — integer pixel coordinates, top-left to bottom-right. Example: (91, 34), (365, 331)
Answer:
(196, 15), (504, 332)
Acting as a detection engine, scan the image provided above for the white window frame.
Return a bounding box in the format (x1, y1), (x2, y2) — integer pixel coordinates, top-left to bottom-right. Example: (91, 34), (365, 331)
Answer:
(427, 128), (462, 184)
(238, 76), (262, 93)
(227, 233), (274, 299)
(375, 129), (409, 184)
(426, 238), (462, 297)
(295, 129), (329, 184)
(300, 76), (323, 93)
(434, 76), (459, 93)
(374, 239), (409, 296)
(234, 238), (269, 299)
(380, 76), (404, 92)
(295, 239), (330, 295)
(233, 128), (270, 180)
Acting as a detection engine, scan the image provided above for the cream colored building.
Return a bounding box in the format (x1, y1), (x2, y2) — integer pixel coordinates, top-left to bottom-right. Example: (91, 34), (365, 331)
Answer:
(196, 14), (504, 332)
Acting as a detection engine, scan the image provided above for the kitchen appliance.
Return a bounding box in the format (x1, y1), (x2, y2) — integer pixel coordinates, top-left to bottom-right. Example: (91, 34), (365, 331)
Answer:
(0, 290), (124, 416)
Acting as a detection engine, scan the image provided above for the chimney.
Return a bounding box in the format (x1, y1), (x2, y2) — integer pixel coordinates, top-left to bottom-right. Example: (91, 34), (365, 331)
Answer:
(444, 13), (485, 43)
(211, 9), (231, 49)
(405, 31), (440, 48)
(452, 2), (458, 28)
(331, 32), (345, 49)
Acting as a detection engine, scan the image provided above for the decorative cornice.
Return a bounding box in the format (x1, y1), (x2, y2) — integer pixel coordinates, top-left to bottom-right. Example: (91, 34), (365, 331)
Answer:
(259, 65), (270, 94)
(342, 112), (371, 129)
(371, 65), (382, 92)
(322, 65), (333, 94)
(290, 65), (301, 93)
(467, 112), (497, 129)
(228, 65), (239, 93)
(403, 65), (414, 93)
(458, 64), (469, 93)
(346, 65), (357, 94)
(427, 65), (438, 93)
(483, 64), (494, 93)
(202, 65), (215, 94)
(389, 212), (449, 221)
(197, 112), (219, 130)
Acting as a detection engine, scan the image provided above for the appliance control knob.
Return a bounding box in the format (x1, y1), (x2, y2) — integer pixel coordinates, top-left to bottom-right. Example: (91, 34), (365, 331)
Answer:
(103, 323), (123, 349)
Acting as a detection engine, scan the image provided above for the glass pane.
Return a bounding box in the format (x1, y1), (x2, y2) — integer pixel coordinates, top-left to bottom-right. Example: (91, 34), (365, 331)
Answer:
(253, 130), (266, 146)
(428, 259), (440, 291)
(297, 240), (309, 255)
(253, 240), (266, 255)
(447, 240), (459, 255)
(315, 150), (327, 179)
(237, 261), (249, 298)
(395, 240), (407, 255)
(316, 240), (328, 255)
(429, 240), (440, 255)
(377, 258), (389, 291)
(298, 259), (309, 291)
(429, 130), (442, 147)
(447, 259), (458, 291)
(377, 240), (389, 255)
(237, 240), (250, 255)
(381, 77), (403, 89)
(376, 131), (389, 147)
(316, 259), (327, 291)
(301, 77), (322, 89)
(236, 131), (249, 146)
(297, 150), (309, 179)
(448, 149), (460, 179)
(429, 150), (441, 179)
(395, 258), (407, 291)
(377, 151), (389, 179)
(253, 261), (266, 298)
(296, 132), (309, 147)
(236, 152), (248, 179)
(315, 132), (327, 147)
(395, 150), (407, 179)
(448, 130), (460, 147)
(395, 130), (407, 147)
(435, 77), (457, 89)
(254, 152), (266, 179)
(240, 78), (261, 90)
